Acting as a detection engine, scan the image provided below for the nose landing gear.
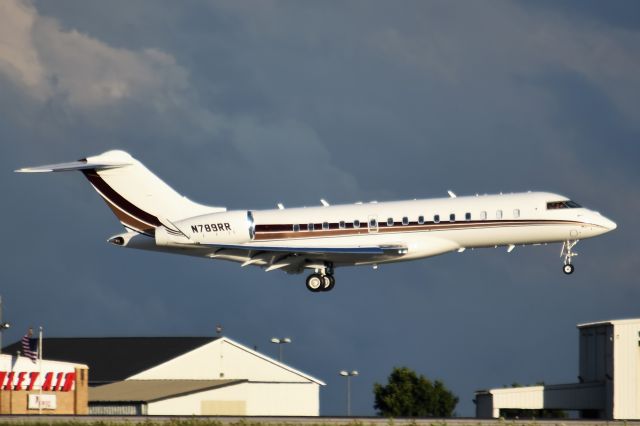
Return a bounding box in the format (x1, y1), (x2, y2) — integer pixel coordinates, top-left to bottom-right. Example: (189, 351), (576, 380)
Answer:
(561, 240), (579, 275)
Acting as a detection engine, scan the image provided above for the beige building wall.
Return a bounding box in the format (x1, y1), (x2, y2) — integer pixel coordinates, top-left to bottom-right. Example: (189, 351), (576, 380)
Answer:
(147, 381), (319, 416)
(0, 366), (88, 415)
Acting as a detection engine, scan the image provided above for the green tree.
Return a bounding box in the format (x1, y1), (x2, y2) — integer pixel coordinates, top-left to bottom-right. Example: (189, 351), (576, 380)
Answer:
(373, 366), (458, 417)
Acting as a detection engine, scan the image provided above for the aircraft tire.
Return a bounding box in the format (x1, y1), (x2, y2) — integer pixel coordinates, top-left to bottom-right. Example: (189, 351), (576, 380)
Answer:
(563, 264), (574, 275)
(306, 274), (324, 292)
(322, 275), (336, 292)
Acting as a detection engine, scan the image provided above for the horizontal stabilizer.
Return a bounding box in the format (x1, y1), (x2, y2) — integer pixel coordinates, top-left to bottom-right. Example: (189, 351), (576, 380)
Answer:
(16, 159), (131, 173)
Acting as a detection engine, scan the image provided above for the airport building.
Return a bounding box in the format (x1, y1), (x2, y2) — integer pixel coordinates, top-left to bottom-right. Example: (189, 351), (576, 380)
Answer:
(0, 353), (88, 414)
(475, 318), (640, 420)
(4, 335), (324, 416)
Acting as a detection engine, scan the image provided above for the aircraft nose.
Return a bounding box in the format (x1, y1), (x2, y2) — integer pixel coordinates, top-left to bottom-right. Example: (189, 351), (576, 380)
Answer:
(603, 217), (617, 231)
(593, 214), (617, 233)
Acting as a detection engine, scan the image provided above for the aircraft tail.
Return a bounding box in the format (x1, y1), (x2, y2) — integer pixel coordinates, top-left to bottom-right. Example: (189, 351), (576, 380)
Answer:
(16, 150), (225, 236)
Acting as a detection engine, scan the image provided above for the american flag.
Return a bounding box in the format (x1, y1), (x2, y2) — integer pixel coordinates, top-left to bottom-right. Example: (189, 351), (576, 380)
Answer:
(21, 332), (38, 362)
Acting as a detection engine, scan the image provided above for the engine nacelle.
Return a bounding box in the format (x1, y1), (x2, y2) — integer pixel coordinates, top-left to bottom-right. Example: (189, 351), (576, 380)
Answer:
(156, 210), (252, 247)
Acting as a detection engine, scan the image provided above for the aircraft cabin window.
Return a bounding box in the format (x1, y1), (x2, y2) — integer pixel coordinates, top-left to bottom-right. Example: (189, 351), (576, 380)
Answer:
(402, 217), (409, 226)
(480, 211), (487, 220)
(293, 224), (300, 232)
(308, 223), (315, 231)
(449, 213), (455, 222)
(496, 210), (503, 219)
(353, 220), (360, 228)
(465, 212), (471, 221)
(418, 215), (425, 225)
(339, 221), (346, 229)
(369, 218), (377, 227)
(387, 217), (394, 226)
(434, 214), (440, 224)
(513, 209), (520, 218)
(323, 222), (329, 230)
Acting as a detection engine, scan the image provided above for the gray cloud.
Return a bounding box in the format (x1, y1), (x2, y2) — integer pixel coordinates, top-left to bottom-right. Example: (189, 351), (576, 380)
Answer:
(1, 0), (638, 416)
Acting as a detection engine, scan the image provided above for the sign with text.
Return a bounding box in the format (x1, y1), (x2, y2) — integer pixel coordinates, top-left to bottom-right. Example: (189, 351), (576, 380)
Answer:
(28, 394), (57, 410)
(0, 371), (76, 391)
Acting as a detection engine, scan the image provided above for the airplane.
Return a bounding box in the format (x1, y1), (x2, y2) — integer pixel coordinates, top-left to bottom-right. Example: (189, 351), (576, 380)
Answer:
(17, 150), (617, 293)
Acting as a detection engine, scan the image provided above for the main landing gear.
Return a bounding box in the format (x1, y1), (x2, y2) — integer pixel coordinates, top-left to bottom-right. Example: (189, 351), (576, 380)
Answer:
(305, 265), (336, 292)
(561, 240), (579, 275)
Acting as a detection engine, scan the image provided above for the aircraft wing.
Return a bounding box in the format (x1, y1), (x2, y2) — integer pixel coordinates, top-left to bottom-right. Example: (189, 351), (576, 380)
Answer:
(202, 242), (409, 273)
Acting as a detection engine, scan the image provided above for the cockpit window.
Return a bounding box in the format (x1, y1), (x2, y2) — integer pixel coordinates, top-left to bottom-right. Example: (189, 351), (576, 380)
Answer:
(547, 200), (582, 210)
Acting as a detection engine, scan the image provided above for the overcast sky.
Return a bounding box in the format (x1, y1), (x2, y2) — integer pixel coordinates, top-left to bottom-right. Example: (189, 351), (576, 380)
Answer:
(1, 0), (638, 416)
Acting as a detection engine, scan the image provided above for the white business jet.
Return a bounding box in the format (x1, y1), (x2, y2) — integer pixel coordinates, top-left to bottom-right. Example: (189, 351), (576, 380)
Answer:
(17, 150), (616, 292)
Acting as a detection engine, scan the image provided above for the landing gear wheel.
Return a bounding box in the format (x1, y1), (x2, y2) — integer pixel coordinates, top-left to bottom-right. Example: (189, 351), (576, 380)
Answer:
(322, 275), (336, 292)
(306, 274), (324, 292)
(563, 264), (574, 275)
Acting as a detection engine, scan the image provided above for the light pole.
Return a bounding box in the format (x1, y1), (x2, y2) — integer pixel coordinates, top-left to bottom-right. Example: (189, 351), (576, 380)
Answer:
(270, 337), (291, 362)
(339, 370), (358, 416)
(0, 295), (10, 354)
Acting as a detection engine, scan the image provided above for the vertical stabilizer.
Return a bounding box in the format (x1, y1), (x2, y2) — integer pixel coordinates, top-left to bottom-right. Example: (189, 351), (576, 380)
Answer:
(18, 150), (226, 235)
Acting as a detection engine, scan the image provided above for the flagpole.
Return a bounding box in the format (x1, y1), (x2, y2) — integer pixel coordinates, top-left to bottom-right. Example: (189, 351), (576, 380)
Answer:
(38, 326), (43, 415)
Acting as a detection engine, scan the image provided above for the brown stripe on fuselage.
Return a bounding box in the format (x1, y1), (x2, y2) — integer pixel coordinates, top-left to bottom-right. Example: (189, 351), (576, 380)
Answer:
(253, 219), (584, 241)
(98, 195), (156, 235)
(82, 169), (162, 230)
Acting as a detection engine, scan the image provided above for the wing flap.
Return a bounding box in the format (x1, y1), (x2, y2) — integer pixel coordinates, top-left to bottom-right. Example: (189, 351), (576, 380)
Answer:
(204, 243), (407, 256)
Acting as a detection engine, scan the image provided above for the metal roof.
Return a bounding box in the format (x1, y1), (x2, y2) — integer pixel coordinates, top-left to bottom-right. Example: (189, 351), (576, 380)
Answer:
(89, 379), (245, 403)
(577, 318), (640, 328)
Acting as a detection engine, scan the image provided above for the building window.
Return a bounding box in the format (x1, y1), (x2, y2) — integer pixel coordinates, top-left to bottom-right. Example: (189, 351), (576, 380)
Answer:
(480, 211), (487, 220)
(496, 210), (503, 219)
(449, 213), (455, 222)
(418, 215), (425, 225)
(465, 212), (471, 221)
(339, 221), (346, 229)
(323, 222), (329, 230)
(308, 223), (315, 231)
(513, 209), (520, 218)
(293, 224), (300, 232)
(434, 214), (440, 224)
(402, 216), (409, 225)
(387, 217), (394, 226)
(353, 220), (360, 228)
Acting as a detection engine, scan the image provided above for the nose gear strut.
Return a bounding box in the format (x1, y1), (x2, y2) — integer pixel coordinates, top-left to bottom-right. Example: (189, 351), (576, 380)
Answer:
(561, 240), (579, 274)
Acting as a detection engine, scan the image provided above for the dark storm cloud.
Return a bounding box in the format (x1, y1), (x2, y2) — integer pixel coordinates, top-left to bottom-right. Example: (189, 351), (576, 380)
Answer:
(1, 0), (638, 416)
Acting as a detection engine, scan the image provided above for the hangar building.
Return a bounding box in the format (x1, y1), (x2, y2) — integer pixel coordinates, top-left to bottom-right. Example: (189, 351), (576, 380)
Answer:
(4, 335), (324, 416)
(475, 318), (640, 420)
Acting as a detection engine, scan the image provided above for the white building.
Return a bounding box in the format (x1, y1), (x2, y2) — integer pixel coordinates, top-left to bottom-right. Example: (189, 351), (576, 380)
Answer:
(4, 335), (324, 416)
(475, 318), (640, 420)
(89, 336), (324, 416)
